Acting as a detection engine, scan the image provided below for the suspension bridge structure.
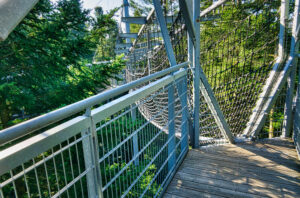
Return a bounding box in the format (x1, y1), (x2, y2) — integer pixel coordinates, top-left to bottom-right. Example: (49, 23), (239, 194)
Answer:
(0, 0), (300, 197)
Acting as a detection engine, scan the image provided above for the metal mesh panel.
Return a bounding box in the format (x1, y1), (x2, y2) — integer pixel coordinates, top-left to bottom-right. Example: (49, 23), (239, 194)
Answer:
(0, 130), (91, 197)
(199, 0), (281, 137)
(0, 70), (189, 198)
(258, 83), (288, 138)
(93, 76), (189, 197)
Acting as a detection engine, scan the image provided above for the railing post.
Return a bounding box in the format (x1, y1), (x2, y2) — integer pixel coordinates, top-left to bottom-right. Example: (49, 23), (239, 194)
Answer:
(179, 0), (235, 144)
(193, 0), (200, 148)
(152, 0), (177, 66)
(147, 30), (152, 76)
(131, 104), (139, 166)
(283, 0), (299, 138)
(294, 67), (300, 159)
(127, 4), (140, 165)
(177, 76), (189, 151)
(187, 0), (194, 145)
(83, 108), (103, 198)
(168, 82), (176, 171)
(123, 0), (131, 44)
(152, 0), (179, 171)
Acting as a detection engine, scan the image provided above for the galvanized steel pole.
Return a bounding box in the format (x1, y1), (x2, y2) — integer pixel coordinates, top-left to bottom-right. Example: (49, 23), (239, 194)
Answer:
(193, 0), (201, 148)
(283, 0), (299, 137)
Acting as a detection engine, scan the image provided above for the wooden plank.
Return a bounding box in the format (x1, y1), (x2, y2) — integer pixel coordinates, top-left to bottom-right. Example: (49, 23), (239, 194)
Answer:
(169, 179), (261, 198)
(189, 150), (300, 168)
(179, 165), (300, 189)
(201, 144), (298, 160)
(166, 184), (226, 198)
(164, 193), (186, 198)
(174, 171), (298, 198)
(184, 156), (300, 177)
(179, 166), (300, 193)
(193, 149), (300, 167)
(182, 157), (300, 179)
(163, 140), (300, 198)
(199, 143), (297, 158)
(189, 148), (299, 167)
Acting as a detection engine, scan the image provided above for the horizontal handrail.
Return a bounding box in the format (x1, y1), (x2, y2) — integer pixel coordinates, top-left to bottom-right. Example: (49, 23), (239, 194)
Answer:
(0, 61), (189, 145)
(0, 68), (187, 178)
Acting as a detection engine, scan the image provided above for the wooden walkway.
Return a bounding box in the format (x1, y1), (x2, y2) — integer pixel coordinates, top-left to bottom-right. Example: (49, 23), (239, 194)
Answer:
(164, 139), (300, 198)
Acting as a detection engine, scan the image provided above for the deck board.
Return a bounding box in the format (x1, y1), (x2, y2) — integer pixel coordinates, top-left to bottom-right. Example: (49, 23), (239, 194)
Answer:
(163, 139), (300, 198)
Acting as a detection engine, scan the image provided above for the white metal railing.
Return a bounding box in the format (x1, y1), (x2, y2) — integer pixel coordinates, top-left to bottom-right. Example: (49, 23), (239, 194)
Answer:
(0, 62), (189, 146)
(0, 63), (190, 198)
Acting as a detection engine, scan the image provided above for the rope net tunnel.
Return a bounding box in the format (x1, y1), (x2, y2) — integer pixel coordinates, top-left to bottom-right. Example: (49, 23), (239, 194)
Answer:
(117, 0), (293, 145)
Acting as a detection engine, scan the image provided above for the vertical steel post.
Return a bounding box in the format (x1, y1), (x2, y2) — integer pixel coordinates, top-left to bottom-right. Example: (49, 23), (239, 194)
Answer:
(82, 108), (103, 198)
(294, 55), (300, 159)
(180, 0), (234, 144)
(193, 0), (200, 148)
(123, 0), (131, 44)
(292, 0), (300, 158)
(283, 0), (299, 137)
(168, 83), (176, 171)
(147, 30), (152, 76)
(187, 0), (194, 146)
(278, 0), (289, 59)
(131, 105), (139, 166)
(124, 0), (139, 165)
(153, 0), (176, 171)
(177, 77), (189, 151)
(153, 0), (177, 66)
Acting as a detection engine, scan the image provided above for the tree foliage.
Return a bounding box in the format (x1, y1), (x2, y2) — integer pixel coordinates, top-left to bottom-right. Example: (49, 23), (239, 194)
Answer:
(0, 0), (125, 128)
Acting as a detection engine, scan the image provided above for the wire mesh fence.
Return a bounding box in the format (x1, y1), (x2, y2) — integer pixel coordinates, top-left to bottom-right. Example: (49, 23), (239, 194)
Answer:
(1, 0), (299, 196)
(0, 67), (189, 198)
(0, 117), (92, 198)
(121, 0), (296, 145)
(199, 0), (283, 138)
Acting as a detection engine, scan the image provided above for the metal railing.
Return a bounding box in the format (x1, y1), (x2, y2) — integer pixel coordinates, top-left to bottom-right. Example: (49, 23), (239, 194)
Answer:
(0, 63), (190, 198)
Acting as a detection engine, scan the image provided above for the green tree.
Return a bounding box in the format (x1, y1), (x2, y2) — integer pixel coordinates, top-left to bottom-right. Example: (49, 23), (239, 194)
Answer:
(128, 0), (178, 33)
(91, 6), (120, 61)
(0, 0), (125, 128)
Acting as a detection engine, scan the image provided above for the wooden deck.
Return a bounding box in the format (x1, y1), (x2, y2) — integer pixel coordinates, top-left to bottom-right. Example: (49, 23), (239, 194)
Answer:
(164, 139), (300, 198)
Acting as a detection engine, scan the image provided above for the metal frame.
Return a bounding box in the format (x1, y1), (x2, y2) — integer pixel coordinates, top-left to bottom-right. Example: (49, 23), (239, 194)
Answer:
(282, 0), (300, 137)
(179, 0), (235, 144)
(3, 0), (300, 197)
(243, 0), (289, 137)
(152, 0), (180, 173)
(119, 33), (138, 39)
(193, 0), (201, 148)
(152, 0), (177, 66)
(0, 67), (188, 198)
(123, 0), (131, 44)
(244, 0), (299, 138)
(292, 0), (300, 158)
(121, 16), (176, 24)
(0, 62), (189, 145)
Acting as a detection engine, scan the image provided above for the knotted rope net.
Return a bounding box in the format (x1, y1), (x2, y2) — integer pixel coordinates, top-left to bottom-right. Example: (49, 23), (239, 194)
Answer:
(122, 0), (285, 145)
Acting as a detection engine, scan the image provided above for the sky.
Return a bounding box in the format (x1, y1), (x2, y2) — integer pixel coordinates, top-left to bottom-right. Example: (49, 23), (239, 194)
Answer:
(51, 0), (127, 30)
(79, 0), (123, 13)
(51, 0), (123, 15)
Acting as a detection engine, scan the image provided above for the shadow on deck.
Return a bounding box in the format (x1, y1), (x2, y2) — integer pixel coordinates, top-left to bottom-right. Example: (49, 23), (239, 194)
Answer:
(164, 139), (300, 198)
